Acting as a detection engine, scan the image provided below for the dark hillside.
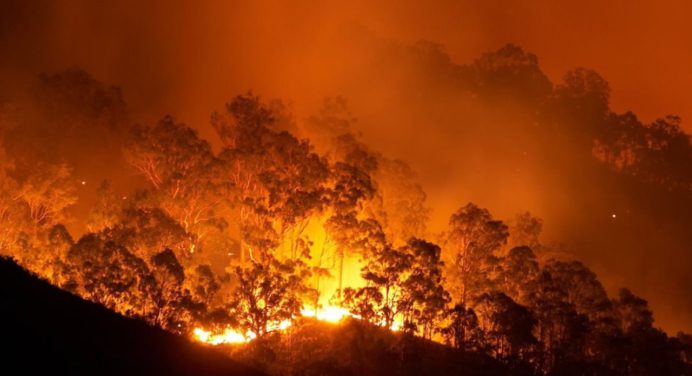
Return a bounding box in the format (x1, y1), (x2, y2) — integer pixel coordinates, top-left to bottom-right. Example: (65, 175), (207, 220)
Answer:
(0, 257), (264, 376)
(227, 319), (513, 376)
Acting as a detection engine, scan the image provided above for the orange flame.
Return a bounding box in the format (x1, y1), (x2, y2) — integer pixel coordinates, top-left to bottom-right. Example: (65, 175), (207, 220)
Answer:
(192, 304), (402, 345)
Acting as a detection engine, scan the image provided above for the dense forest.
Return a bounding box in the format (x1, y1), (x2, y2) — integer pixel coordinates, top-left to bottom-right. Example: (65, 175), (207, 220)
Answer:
(1, 44), (692, 375)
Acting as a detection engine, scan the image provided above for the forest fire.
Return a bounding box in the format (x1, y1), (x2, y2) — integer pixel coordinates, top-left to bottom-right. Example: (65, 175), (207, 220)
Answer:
(193, 304), (401, 345)
(193, 327), (254, 345)
(2, 2), (692, 374)
(300, 305), (352, 324)
(193, 305), (352, 345)
(1, 78), (691, 373)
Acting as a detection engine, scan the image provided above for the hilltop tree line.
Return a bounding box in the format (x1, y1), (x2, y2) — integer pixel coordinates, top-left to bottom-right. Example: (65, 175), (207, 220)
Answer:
(1, 44), (692, 375)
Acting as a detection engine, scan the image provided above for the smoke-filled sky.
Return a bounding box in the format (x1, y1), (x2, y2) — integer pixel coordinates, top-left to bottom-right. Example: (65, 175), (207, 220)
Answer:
(2, 0), (692, 333)
(3, 0), (691, 128)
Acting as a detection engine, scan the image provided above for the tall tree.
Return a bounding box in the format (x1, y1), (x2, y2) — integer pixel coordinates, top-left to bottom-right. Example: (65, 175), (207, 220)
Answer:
(399, 238), (450, 338)
(498, 246), (539, 305)
(149, 249), (193, 332)
(475, 291), (537, 362)
(372, 158), (430, 246)
(126, 116), (227, 256)
(441, 304), (484, 352)
(14, 163), (77, 228)
(444, 203), (509, 304)
(212, 93), (329, 264)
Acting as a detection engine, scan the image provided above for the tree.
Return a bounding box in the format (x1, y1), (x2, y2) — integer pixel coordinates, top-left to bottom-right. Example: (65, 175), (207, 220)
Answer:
(498, 246), (539, 305)
(228, 254), (310, 338)
(26, 224), (75, 284)
(14, 163), (77, 228)
(593, 111), (645, 171)
(444, 203), (509, 304)
(0, 144), (20, 256)
(399, 238), (450, 338)
(508, 212), (543, 251)
(357, 243), (411, 329)
(5, 163), (77, 271)
(66, 233), (156, 319)
(613, 288), (654, 334)
(149, 249), (192, 332)
(321, 160), (378, 292)
(303, 96), (355, 154)
(4, 68), (129, 177)
(186, 264), (221, 311)
(554, 67), (610, 119)
(474, 43), (552, 104)
(529, 269), (589, 372)
(340, 237), (449, 335)
(552, 68), (611, 151)
(594, 112), (692, 190)
(86, 180), (122, 232)
(612, 288), (682, 375)
(126, 116), (227, 255)
(324, 213), (382, 293)
(476, 291), (537, 362)
(441, 304), (484, 352)
(43, 224), (76, 288)
(372, 158), (430, 246)
(213, 93), (329, 264)
(105, 207), (189, 262)
(542, 260), (611, 321)
(35, 68), (128, 134)
(340, 286), (385, 325)
(637, 116), (692, 189)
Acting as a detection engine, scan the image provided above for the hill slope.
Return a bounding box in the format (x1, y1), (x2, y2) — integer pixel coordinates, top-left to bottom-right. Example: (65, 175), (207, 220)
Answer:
(0, 257), (264, 376)
(225, 318), (512, 376)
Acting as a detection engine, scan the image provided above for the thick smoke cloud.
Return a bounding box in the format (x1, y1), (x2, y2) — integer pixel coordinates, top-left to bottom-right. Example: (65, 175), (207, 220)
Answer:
(1, 0), (691, 334)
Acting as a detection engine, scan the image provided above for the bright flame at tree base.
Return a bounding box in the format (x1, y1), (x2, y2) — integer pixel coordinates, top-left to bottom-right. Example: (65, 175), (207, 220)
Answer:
(193, 327), (254, 345)
(300, 305), (352, 323)
(192, 305), (399, 345)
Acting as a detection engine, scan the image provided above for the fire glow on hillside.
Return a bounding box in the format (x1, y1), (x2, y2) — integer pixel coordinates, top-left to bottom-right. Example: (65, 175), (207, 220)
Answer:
(193, 304), (400, 345)
(2, 4), (692, 371)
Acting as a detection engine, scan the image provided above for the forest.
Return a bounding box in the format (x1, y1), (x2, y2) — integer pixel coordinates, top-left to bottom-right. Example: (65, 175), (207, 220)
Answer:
(1, 44), (692, 375)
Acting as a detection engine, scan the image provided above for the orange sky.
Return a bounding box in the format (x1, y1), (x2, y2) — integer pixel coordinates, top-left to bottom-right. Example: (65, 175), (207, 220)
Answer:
(3, 0), (691, 129)
(347, 0), (692, 128)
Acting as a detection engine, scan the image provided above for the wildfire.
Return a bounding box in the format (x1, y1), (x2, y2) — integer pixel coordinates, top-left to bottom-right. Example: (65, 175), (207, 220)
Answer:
(192, 304), (405, 345)
(300, 305), (352, 323)
(193, 327), (254, 345)
(193, 305), (354, 345)
(192, 318), (294, 345)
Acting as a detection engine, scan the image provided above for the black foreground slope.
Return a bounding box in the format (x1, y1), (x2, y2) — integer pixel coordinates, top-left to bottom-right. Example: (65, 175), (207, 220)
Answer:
(0, 257), (264, 376)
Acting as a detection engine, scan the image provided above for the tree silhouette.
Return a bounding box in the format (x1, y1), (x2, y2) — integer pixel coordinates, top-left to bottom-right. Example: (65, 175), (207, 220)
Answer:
(444, 203), (509, 304)
(228, 254), (309, 338)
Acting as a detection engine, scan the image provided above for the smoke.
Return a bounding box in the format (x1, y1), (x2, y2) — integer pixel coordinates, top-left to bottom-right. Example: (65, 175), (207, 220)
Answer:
(1, 0), (692, 334)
